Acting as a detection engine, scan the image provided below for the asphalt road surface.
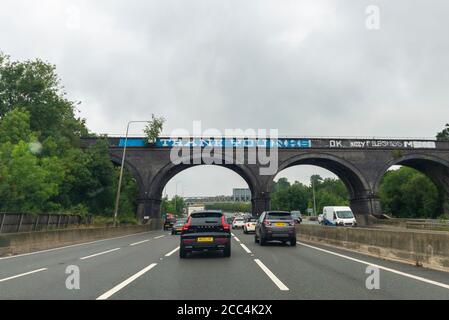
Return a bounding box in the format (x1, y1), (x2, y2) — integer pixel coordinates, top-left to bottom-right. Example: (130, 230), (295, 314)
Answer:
(1, 228), (449, 300)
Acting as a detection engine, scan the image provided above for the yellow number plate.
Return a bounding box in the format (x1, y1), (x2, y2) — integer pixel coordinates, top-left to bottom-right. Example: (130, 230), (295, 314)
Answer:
(197, 237), (214, 242)
(275, 222), (286, 227)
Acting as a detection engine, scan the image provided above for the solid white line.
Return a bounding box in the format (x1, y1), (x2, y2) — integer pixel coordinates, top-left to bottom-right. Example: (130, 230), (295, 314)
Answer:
(0, 231), (155, 260)
(154, 235), (165, 239)
(165, 247), (180, 257)
(298, 242), (449, 290)
(96, 263), (158, 300)
(254, 259), (289, 291)
(129, 239), (150, 246)
(0, 268), (48, 283)
(80, 248), (121, 260)
(240, 243), (252, 254)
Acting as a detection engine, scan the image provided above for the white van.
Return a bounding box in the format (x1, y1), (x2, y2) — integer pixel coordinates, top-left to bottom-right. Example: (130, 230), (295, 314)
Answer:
(322, 206), (357, 227)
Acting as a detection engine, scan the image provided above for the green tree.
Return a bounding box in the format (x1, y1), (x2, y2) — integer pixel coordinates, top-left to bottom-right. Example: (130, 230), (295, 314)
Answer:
(144, 114), (165, 143)
(436, 124), (449, 141)
(205, 202), (251, 213)
(0, 141), (65, 212)
(0, 53), (88, 143)
(161, 195), (186, 217)
(379, 167), (440, 218)
(271, 175), (349, 214)
(0, 54), (138, 218)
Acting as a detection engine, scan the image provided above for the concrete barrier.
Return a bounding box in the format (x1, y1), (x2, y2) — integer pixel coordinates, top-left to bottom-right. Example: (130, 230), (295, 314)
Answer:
(0, 219), (163, 257)
(297, 224), (449, 272)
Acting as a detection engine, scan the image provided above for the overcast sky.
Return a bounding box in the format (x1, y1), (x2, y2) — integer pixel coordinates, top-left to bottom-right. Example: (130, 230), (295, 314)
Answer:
(2, 0), (448, 197)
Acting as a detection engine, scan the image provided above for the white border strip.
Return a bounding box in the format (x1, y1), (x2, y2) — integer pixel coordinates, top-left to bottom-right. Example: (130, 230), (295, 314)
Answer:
(130, 239), (150, 246)
(0, 230), (156, 260)
(240, 243), (252, 254)
(0, 268), (48, 283)
(80, 248), (120, 260)
(96, 263), (158, 300)
(165, 247), (180, 257)
(298, 242), (449, 290)
(254, 259), (289, 291)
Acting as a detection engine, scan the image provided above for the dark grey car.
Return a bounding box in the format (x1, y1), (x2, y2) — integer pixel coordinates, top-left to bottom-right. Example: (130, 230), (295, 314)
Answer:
(255, 211), (296, 246)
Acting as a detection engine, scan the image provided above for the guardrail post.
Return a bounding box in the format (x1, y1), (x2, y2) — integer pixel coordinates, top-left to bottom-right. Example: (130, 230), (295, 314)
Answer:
(17, 213), (24, 233)
(0, 213), (5, 233)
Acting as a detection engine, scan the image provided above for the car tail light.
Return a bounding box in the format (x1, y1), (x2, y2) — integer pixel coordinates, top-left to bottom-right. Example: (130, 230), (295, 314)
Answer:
(221, 216), (230, 231)
(182, 239), (195, 244)
(182, 218), (191, 231)
(264, 220), (271, 226)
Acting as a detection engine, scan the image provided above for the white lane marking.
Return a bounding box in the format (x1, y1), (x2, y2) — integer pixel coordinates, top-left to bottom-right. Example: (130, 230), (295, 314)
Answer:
(254, 259), (289, 291)
(165, 247), (180, 257)
(240, 243), (252, 254)
(298, 242), (449, 290)
(0, 268), (48, 283)
(154, 235), (165, 239)
(80, 248), (121, 260)
(231, 233), (235, 237)
(0, 231), (156, 261)
(233, 236), (241, 242)
(129, 239), (150, 246)
(96, 263), (158, 300)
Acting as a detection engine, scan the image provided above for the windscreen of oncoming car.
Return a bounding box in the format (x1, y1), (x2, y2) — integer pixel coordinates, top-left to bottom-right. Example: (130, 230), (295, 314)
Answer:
(336, 211), (354, 219)
(189, 212), (223, 225)
(266, 212), (292, 220)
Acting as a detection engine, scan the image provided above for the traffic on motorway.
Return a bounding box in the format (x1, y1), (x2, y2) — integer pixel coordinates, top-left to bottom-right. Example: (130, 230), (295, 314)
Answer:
(1, 211), (449, 304)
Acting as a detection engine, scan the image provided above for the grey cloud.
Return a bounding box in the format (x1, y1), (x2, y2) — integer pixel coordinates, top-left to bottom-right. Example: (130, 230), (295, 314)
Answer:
(1, 0), (448, 195)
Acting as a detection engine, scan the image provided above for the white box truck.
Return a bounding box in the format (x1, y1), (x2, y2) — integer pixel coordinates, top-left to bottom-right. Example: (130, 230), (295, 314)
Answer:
(187, 204), (205, 217)
(322, 206), (357, 226)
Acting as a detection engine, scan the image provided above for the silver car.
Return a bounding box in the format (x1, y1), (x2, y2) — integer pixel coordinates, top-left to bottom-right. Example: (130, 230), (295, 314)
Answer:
(255, 211), (296, 246)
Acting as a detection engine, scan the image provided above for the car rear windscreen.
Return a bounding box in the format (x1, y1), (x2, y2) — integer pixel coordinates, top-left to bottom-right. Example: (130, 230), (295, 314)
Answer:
(190, 212), (223, 224)
(267, 212), (292, 220)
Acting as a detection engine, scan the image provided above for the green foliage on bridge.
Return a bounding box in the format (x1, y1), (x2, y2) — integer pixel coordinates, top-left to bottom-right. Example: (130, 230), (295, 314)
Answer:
(0, 53), (137, 220)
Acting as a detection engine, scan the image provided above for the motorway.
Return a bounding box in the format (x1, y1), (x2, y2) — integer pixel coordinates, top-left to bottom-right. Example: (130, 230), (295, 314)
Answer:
(1, 229), (449, 300)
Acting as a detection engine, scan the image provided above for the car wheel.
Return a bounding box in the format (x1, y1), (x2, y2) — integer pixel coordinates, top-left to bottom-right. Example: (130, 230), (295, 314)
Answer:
(260, 236), (266, 246)
(179, 246), (187, 258)
(223, 244), (231, 257)
(254, 234), (259, 243)
(290, 239), (297, 246)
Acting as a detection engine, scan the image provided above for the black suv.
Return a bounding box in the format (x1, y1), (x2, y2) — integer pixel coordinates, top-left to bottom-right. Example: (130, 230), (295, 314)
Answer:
(180, 211), (231, 258)
(255, 211), (296, 246)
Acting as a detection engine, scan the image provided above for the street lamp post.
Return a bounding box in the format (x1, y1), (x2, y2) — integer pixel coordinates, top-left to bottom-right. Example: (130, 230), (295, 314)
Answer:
(312, 177), (317, 216)
(174, 181), (182, 215)
(113, 120), (149, 227)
